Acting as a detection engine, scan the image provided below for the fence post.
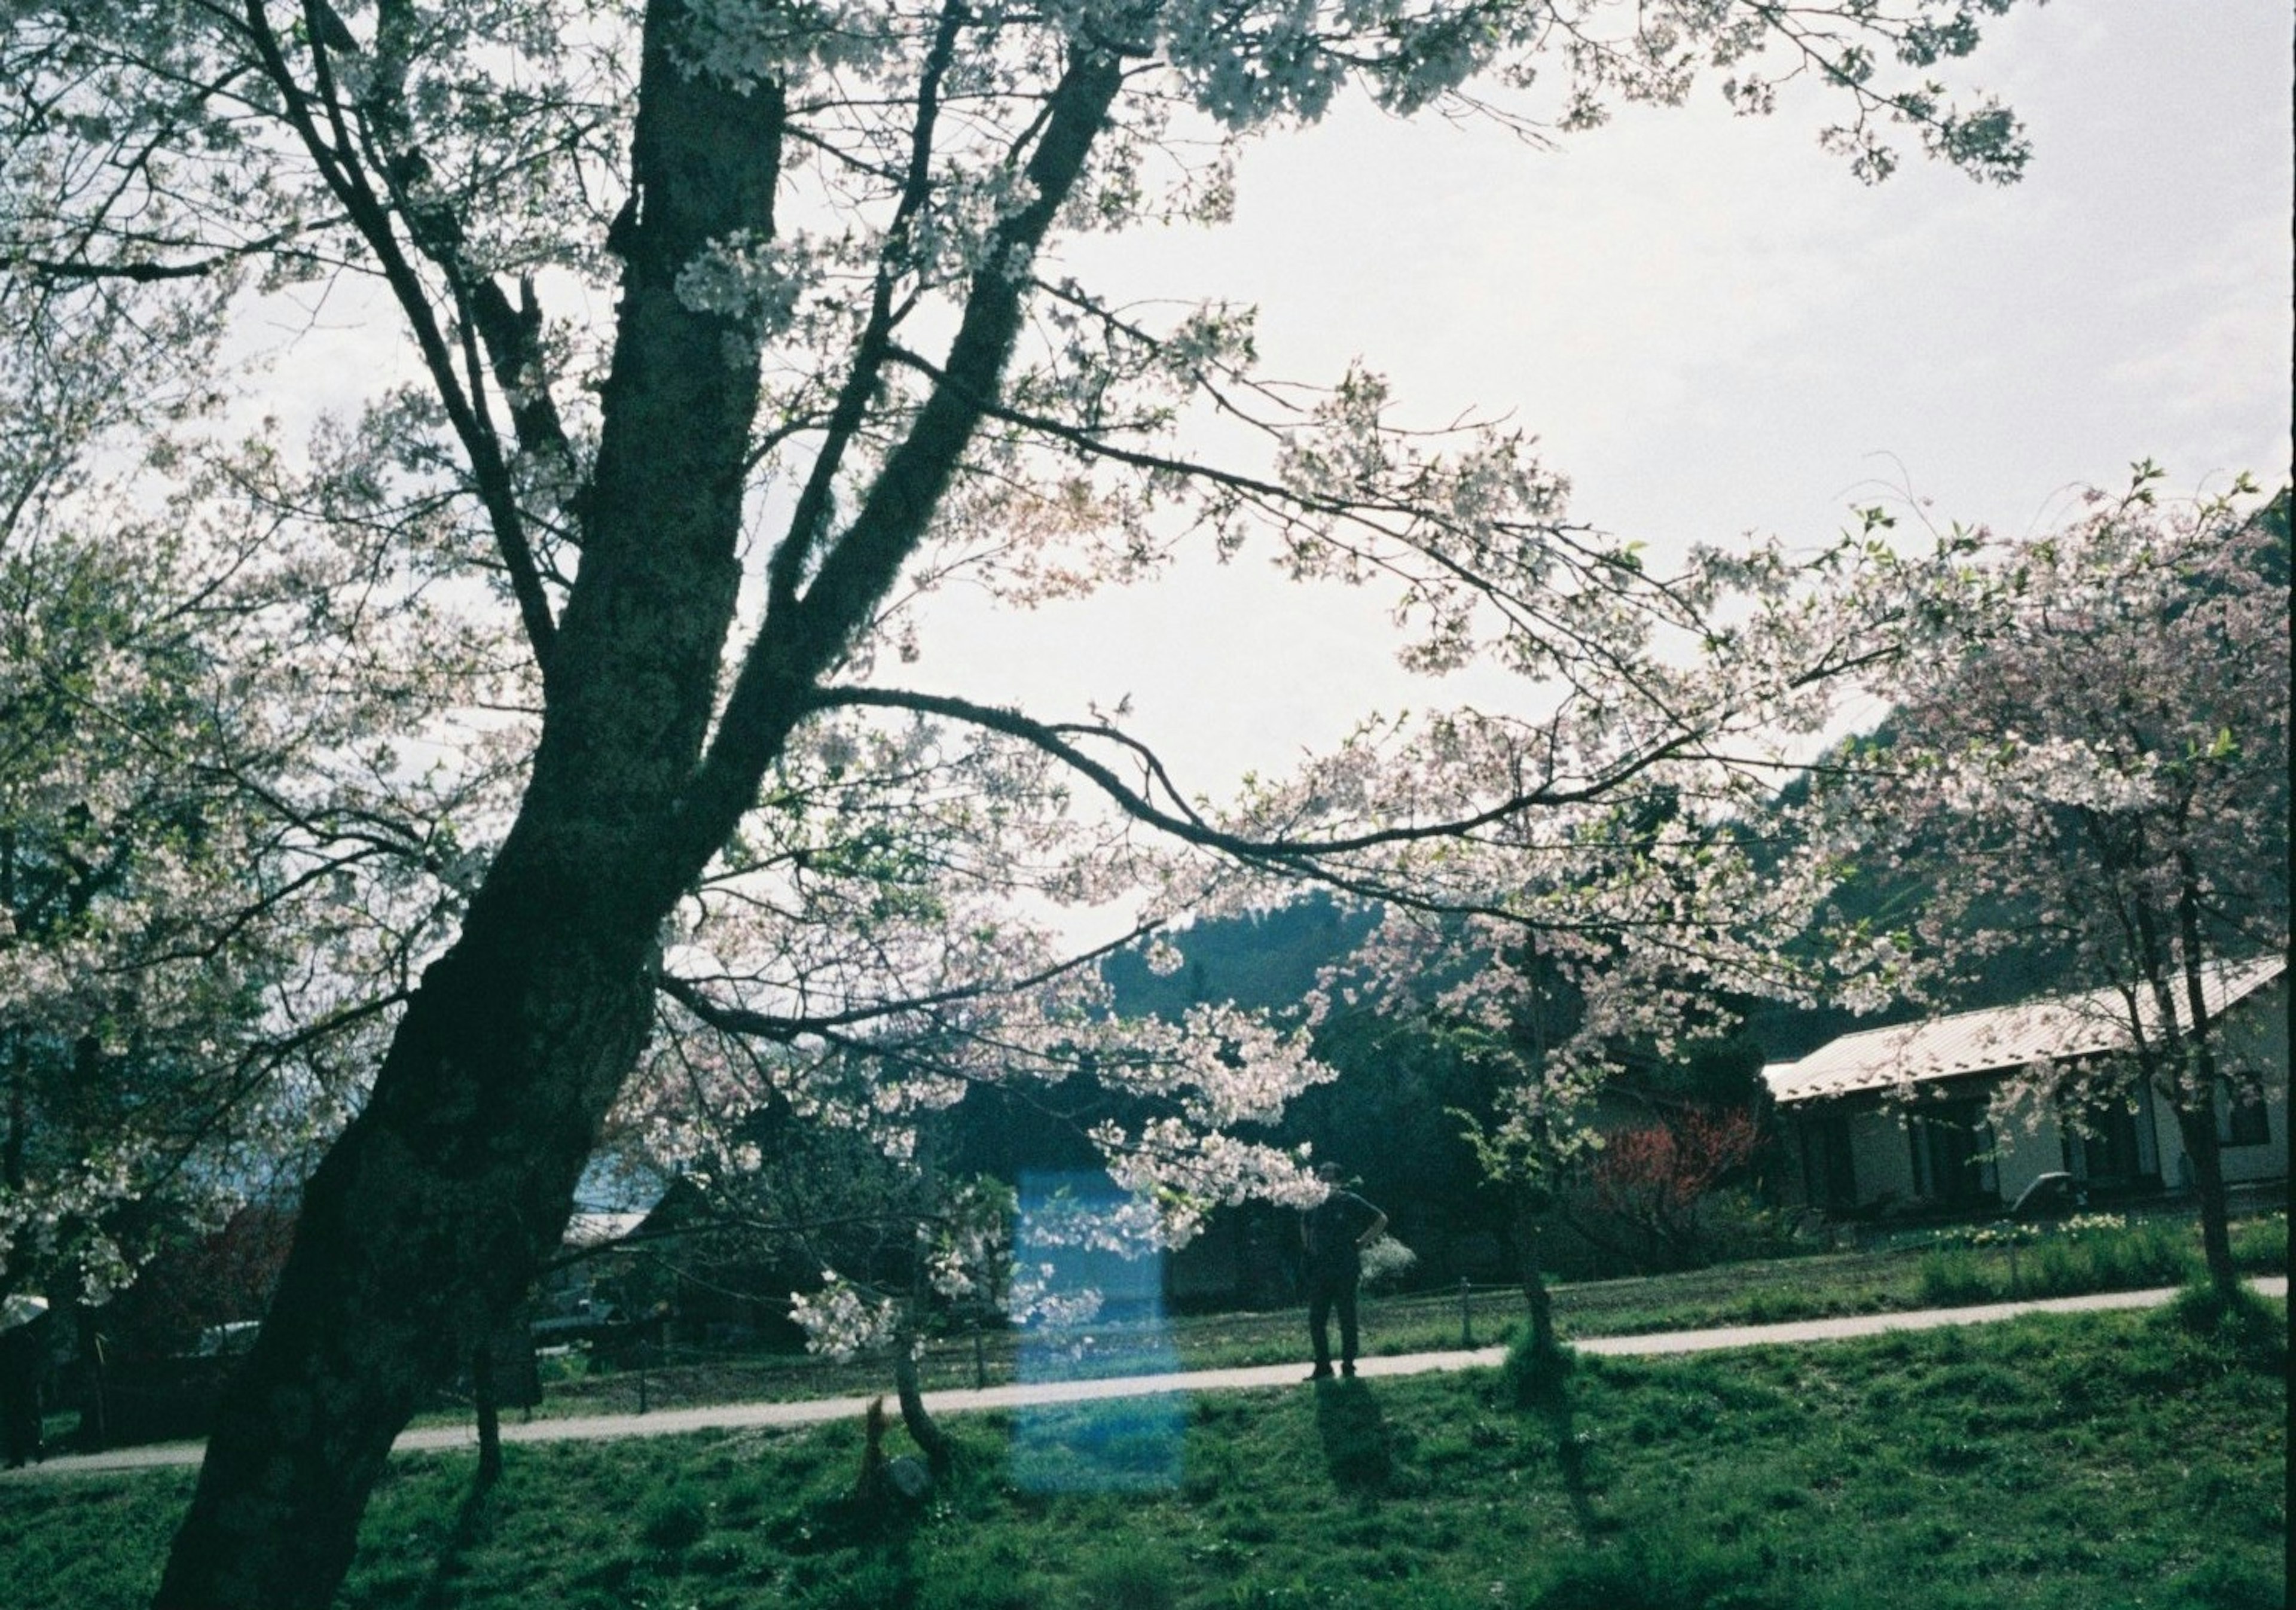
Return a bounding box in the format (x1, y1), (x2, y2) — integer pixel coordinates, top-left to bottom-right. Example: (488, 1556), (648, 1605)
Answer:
(1459, 1277), (1474, 1349)
(973, 1327), (988, 1390)
(88, 1332), (111, 1452)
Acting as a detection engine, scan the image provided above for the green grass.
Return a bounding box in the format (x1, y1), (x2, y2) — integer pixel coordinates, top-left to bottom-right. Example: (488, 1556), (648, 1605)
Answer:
(1919, 1211), (2288, 1308)
(7, 1295), (2282, 1609)
(388, 1210), (2284, 1429)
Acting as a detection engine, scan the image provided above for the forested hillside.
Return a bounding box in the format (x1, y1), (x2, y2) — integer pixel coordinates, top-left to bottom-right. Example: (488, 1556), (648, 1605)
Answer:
(1100, 894), (1380, 1022)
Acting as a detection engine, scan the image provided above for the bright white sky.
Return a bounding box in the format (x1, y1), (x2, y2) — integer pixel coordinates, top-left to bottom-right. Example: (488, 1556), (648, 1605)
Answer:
(906, 0), (2293, 797)
(246, 0), (2290, 807)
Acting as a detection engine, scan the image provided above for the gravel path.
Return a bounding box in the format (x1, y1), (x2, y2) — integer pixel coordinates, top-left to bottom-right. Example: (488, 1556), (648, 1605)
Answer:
(8, 1276), (2280, 1483)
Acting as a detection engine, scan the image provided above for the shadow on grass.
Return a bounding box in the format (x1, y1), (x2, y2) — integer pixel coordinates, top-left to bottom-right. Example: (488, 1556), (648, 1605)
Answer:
(2164, 1280), (2288, 1373)
(1507, 1336), (1604, 1545)
(1311, 1377), (1394, 1493)
(1540, 1391), (1604, 1547)
(416, 1481), (498, 1610)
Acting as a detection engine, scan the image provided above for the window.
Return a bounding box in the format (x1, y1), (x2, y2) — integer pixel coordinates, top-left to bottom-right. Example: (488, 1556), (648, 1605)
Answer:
(1799, 1111), (1857, 1210)
(2219, 1079), (2271, 1148)
(1909, 1096), (1996, 1205)
(2061, 1090), (2158, 1188)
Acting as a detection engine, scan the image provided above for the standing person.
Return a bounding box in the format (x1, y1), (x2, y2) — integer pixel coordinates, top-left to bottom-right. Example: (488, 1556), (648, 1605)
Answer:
(1302, 1163), (1387, 1380)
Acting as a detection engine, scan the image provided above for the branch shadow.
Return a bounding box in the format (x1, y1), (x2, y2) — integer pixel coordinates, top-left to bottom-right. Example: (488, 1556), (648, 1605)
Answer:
(416, 1480), (499, 1610)
(1519, 1353), (1604, 1544)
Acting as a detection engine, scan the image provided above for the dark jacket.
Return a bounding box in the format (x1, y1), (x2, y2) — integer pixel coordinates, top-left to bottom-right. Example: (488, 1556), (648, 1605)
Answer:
(1303, 1190), (1383, 1280)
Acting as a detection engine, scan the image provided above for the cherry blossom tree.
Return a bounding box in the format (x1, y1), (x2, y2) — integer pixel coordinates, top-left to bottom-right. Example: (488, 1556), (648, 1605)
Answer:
(0, 266), (526, 1335)
(1, 1), (2043, 1602)
(1805, 471), (2289, 1294)
(1346, 802), (1833, 1346)
(2, 523), (292, 1316)
(618, 846), (1336, 1463)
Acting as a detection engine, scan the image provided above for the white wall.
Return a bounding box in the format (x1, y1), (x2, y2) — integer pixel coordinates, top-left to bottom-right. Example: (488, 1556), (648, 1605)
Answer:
(1987, 1109), (2064, 1208)
(2203, 978), (2289, 1188)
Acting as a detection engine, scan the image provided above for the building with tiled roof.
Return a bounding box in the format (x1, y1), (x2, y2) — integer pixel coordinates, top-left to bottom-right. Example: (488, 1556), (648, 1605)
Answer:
(1763, 956), (2288, 1217)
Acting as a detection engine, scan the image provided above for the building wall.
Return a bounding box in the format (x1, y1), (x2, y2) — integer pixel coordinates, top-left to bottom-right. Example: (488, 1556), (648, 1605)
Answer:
(2218, 977), (2290, 1186)
(1987, 1109), (2064, 1208)
(2133, 977), (2292, 1190)
(1785, 975), (2290, 1218)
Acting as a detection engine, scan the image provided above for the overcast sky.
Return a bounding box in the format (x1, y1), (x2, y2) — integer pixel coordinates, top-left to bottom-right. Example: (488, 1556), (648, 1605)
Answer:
(908, 0), (2293, 797)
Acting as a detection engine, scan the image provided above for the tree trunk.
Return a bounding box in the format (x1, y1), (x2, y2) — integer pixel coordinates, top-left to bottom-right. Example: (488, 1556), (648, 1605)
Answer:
(2169, 861), (2242, 1299)
(154, 919), (666, 1607)
(1518, 1214), (1558, 1358)
(891, 1336), (952, 1480)
(2172, 1100), (2241, 1297)
(78, 1310), (108, 1453)
(149, 15), (1120, 1600)
(151, 12), (786, 1602)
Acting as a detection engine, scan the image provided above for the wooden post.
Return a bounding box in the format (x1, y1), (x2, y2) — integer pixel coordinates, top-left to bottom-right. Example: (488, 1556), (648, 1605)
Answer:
(86, 1325), (109, 1453)
(472, 1346), (502, 1489)
(1459, 1278), (1474, 1348)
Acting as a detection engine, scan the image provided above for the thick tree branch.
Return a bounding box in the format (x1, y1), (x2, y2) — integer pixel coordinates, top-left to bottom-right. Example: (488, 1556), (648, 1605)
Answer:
(764, 0), (972, 619)
(18, 252), (247, 282)
(347, 14), (584, 530)
(804, 684), (1697, 863)
(240, 0), (559, 670)
(676, 42), (1128, 885)
(657, 917), (1158, 1041)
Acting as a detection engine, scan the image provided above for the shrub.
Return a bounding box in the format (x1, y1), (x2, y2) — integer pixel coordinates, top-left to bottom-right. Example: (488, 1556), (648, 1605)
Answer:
(2091, 1222), (2199, 1289)
(1571, 1108), (1763, 1273)
(1359, 1235), (1418, 1292)
(2228, 1212), (2286, 1273)
(1919, 1248), (1996, 1306)
(2028, 1222), (2197, 1297)
(1693, 1188), (1818, 1263)
(1922, 1213), (2226, 1306)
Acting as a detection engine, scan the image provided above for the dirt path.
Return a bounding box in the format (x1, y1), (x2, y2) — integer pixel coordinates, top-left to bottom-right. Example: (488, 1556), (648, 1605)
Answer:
(8, 1276), (2281, 1483)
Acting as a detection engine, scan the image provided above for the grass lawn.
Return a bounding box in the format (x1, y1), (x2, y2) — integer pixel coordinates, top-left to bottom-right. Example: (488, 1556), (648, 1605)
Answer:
(5, 1291), (2281, 1609)
(466, 1209), (2286, 1422)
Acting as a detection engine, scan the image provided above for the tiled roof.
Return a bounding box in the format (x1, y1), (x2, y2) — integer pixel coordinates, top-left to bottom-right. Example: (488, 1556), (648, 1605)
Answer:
(1762, 953), (2288, 1105)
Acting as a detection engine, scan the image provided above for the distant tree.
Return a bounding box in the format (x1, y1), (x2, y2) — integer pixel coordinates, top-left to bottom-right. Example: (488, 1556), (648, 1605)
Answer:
(1568, 1106), (1761, 1272)
(0, 261), (536, 1447)
(1344, 748), (1854, 1315)
(98, 1205), (298, 1361)
(1809, 472), (2289, 1295)
(0, 520), (427, 1321)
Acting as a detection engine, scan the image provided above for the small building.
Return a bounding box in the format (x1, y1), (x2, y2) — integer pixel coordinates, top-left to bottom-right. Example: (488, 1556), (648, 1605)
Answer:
(1764, 955), (2288, 1218)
